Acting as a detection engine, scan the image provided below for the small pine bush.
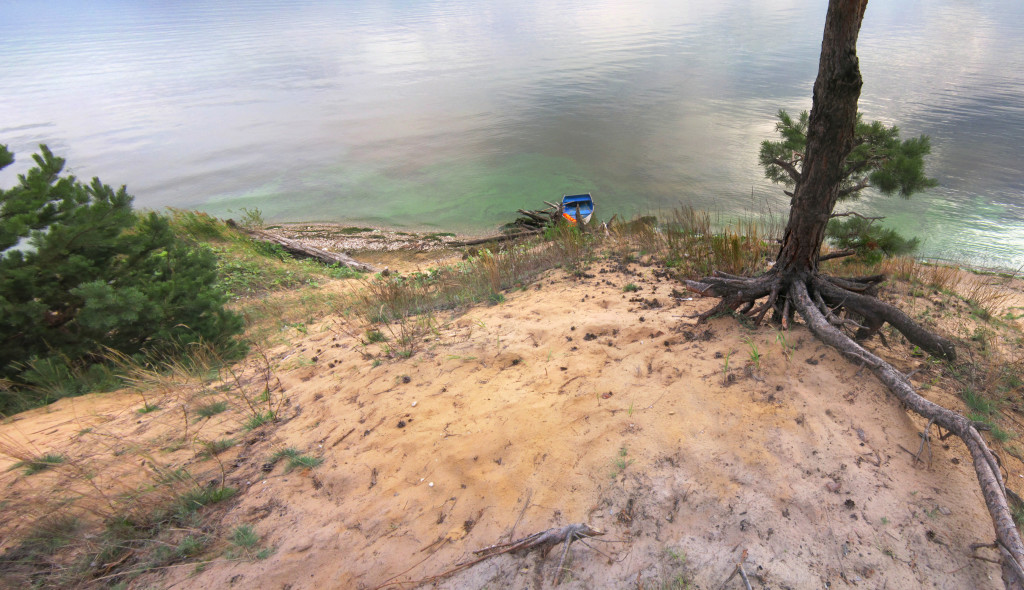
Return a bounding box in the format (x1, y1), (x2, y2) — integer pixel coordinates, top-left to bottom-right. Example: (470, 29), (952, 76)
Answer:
(0, 145), (244, 411)
(826, 217), (919, 263)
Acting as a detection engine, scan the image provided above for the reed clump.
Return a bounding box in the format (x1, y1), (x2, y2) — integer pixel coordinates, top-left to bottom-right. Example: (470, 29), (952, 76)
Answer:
(604, 206), (774, 278)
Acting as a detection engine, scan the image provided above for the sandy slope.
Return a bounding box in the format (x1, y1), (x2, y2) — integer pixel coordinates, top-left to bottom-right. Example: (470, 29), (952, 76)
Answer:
(2, 258), (1020, 589)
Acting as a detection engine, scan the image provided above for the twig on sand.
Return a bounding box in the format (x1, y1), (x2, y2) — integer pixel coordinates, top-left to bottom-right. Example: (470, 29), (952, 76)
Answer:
(722, 549), (753, 590)
(375, 522), (604, 588)
(914, 419), (935, 467)
(473, 522), (605, 585)
(508, 488), (533, 541)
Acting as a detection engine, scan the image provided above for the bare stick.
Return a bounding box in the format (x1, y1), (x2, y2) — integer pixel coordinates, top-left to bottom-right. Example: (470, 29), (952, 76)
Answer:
(737, 564), (753, 590)
(830, 211), (884, 221)
(722, 549), (752, 590)
(508, 488), (533, 541)
(376, 523), (604, 589)
(915, 419), (935, 467)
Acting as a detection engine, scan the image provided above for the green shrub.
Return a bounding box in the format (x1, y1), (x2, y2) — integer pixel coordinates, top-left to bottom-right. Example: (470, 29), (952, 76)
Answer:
(826, 217), (919, 263)
(230, 524), (259, 548)
(0, 145), (244, 411)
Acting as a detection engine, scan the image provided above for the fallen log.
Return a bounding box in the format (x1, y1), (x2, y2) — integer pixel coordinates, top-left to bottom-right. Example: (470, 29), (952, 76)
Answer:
(450, 230), (541, 248)
(517, 208), (555, 224)
(238, 225), (380, 273)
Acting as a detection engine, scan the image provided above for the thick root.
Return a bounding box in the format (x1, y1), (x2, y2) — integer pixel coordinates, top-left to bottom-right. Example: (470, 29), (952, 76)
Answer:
(790, 280), (1024, 589)
(815, 276), (956, 361)
(684, 271), (1024, 589)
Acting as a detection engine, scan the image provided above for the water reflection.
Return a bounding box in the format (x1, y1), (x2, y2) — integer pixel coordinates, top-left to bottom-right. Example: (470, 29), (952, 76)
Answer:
(0, 0), (1021, 268)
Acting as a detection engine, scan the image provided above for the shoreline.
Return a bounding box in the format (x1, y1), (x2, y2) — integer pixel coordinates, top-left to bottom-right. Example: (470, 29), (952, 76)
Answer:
(260, 222), (490, 253)
(264, 220), (1024, 278)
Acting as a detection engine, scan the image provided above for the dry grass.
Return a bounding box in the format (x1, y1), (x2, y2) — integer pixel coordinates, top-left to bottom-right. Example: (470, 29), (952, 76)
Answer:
(922, 262), (962, 291)
(605, 207), (773, 279)
(0, 345), (288, 588)
(346, 236), (572, 358)
(960, 277), (1015, 319)
(881, 256), (920, 283)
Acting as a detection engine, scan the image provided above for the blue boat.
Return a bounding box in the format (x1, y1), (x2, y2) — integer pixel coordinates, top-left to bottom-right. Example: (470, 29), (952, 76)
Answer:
(561, 193), (594, 225)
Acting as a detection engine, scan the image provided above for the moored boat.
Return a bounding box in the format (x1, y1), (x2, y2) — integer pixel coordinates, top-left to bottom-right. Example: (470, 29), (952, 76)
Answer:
(561, 193), (594, 225)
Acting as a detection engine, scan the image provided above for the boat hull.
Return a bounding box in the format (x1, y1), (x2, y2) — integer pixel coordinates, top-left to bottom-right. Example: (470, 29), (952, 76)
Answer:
(561, 193), (594, 225)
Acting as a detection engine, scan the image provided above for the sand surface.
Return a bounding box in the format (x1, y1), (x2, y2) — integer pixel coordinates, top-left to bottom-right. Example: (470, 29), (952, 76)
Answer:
(2, 253), (1022, 589)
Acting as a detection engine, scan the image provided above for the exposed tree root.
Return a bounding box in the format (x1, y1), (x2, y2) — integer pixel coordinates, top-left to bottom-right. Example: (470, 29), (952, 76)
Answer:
(684, 271), (1024, 589)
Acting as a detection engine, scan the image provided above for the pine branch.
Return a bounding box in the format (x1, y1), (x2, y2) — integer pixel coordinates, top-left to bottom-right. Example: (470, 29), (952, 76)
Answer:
(770, 158), (802, 184)
(837, 178), (870, 199)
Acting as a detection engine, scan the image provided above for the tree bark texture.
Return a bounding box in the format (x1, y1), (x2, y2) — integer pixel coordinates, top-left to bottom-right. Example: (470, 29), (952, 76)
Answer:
(774, 0), (867, 277)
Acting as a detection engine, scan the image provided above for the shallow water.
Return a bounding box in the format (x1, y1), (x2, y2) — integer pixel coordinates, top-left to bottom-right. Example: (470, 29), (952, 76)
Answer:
(1, 0), (1022, 268)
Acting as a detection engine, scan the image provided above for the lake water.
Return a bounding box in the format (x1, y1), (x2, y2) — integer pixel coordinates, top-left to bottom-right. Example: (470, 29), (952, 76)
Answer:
(2, 0), (1023, 269)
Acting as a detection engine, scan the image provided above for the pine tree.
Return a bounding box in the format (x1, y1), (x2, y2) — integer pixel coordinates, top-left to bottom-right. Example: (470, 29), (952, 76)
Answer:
(0, 144), (243, 404)
(760, 109), (937, 201)
(687, 2), (1024, 582)
(759, 108), (937, 259)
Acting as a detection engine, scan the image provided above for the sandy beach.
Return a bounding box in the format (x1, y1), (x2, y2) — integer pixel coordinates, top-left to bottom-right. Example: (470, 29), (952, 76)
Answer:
(2, 228), (1023, 589)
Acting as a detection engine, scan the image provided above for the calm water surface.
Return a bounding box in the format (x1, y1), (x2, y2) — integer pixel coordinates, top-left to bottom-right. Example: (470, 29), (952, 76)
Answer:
(2, 0), (1022, 268)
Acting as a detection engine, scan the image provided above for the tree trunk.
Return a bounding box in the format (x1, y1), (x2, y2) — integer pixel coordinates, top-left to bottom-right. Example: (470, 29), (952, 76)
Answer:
(774, 0), (867, 278)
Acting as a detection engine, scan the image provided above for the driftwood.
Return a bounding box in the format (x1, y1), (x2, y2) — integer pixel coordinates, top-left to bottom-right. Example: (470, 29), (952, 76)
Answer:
(449, 230), (541, 248)
(517, 208), (554, 224)
(449, 202), (572, 248)
(235, 224), (379, 273)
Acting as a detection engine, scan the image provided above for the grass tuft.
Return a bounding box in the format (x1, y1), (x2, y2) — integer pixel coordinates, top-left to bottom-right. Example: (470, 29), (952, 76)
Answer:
(177, 485), (238, 514)
(243, 411), (276, 431)
(230, 524), (260, 549)
(9, 452), (66, 475)
(199, 438), (236, 457)
(195, 400), (229, 418)
(962, 387), (997, 416)
(269, 447), (324, 472)
(365, 329), (387, 343)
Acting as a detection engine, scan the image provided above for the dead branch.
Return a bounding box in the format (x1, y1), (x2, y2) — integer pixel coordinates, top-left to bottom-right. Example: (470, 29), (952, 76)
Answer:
(830, 210), (884, 221)
(818, 249), (857, 262)
(375, 523), (604, 589)
(473, 522), (604, 559)
(915, 419), (935, 467)
(722, 549), (753, 590)
(508, 489), (534, 541)
(516, 209), (553, 224)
